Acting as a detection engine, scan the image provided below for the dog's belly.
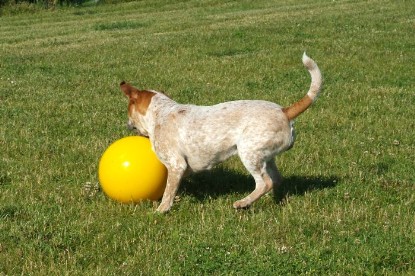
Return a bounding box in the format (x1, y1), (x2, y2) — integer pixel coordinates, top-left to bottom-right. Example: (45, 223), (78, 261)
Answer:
(177, 126), (239, 172)
(185, 144), (238, 172)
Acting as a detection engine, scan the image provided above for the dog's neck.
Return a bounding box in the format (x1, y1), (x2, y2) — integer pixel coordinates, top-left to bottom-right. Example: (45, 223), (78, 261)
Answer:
(142, 94), (180, 136)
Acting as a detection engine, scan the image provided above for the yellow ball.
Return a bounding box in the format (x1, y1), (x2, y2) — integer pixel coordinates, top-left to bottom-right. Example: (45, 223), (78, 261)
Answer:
(98, 136), (167, 203)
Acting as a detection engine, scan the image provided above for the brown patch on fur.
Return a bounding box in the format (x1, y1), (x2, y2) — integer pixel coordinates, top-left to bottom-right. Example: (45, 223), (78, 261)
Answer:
(178, 109), (187, 115)
(120, 81), (156, 115)
(282, 95), (313, 121)
(135, 91), (156, 115)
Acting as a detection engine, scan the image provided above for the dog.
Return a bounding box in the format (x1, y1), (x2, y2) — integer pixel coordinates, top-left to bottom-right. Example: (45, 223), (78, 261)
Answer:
(120, 53), (322, 213)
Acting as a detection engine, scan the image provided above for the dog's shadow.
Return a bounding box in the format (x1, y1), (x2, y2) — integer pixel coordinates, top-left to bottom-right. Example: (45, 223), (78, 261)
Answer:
(180, 167), (338, 204)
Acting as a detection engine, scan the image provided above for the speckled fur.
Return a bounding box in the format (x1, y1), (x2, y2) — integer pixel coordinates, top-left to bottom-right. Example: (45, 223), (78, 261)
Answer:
(120, 53), (322, 213)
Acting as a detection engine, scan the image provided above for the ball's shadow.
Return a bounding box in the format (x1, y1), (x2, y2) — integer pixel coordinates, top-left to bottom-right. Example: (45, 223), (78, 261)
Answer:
(180, 167), (338, 203)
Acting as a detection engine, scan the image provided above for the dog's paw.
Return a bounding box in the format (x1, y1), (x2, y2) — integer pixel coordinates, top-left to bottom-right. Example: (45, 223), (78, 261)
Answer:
(156, 204), (171, 214)
(233, 199), (251, 209)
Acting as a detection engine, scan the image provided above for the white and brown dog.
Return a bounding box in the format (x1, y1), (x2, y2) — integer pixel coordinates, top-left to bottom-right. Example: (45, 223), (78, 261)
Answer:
(120, 53), (322, 213)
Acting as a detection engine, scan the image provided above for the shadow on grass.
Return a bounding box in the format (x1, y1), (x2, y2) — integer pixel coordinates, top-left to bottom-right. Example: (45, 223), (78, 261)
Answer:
(274, 175), (339, 204)
(180, 167), (339, 204)
(180, 167), (254, 200)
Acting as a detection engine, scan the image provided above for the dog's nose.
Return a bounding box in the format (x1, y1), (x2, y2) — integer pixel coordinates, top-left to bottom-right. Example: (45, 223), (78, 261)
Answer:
(127, 121), (136, 131)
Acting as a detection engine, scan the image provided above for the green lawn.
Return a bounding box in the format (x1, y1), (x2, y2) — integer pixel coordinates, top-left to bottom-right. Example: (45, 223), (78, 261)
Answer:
(1, 0), (414, 274)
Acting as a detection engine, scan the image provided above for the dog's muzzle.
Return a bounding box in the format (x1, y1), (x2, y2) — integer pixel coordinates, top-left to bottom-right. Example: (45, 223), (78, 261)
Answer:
(127, 120), (149, 137)
(127, 120), (136, 131)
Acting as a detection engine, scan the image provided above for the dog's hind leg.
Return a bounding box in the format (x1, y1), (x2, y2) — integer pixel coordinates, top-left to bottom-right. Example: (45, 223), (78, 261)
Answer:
(265, 159), (282, 191)
(233, 155), (275, 209)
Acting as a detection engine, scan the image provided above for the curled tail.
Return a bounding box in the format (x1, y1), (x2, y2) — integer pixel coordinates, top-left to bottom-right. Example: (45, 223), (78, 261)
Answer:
(282, 53), (322, 121)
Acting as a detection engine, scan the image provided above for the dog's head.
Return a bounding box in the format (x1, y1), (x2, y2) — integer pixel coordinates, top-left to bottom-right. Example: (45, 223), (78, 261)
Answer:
(120, 81), (155, 137)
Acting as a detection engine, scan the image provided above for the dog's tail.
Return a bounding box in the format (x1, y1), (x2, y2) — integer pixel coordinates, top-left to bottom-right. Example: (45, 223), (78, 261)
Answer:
(282, 53), (322, 121)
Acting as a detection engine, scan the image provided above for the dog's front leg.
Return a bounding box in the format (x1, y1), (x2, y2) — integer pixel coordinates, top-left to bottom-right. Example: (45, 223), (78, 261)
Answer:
(156, 163), (186, 213)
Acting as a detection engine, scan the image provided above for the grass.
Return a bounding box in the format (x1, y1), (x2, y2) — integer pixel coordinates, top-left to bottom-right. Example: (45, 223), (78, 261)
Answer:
(1, 0), (414, 274)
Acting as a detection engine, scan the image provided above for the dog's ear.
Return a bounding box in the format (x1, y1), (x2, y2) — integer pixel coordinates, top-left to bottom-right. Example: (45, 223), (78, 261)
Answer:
(120, 81), (139, 99)
(120, 81), (156, 115)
